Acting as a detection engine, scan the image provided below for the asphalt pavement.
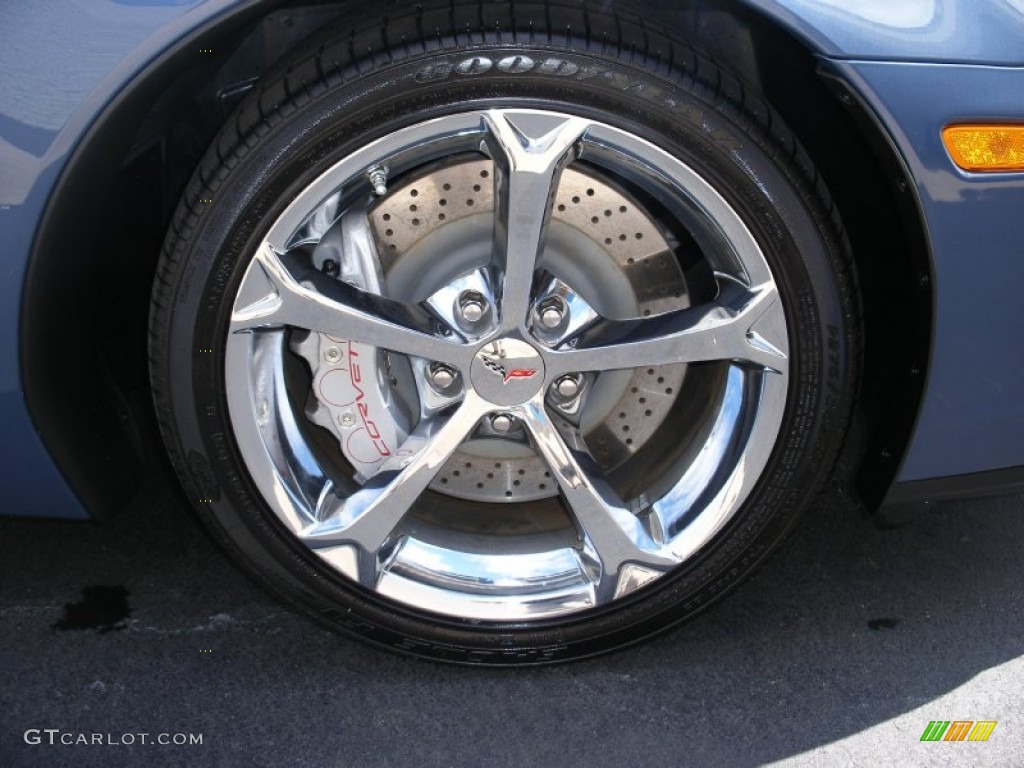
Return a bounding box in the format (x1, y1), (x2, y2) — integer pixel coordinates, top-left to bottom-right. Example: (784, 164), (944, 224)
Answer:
(2, 476), (1022, 767)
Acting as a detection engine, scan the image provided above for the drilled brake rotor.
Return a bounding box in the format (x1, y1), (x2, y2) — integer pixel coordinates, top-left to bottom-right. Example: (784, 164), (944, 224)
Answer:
(359, 159), (688, 504)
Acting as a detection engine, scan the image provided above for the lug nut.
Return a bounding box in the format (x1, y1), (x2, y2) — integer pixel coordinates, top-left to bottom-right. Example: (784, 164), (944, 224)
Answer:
(540, 307), (563, 328)
(429, 363), (457, 391)
(537, 297), (566, 329)
(554, 375), (581, 399)
(490, 414), (515, 433)
(324, 346), (342, 364)
(457, 291), (488, 325)
(461, 301), (485, 323)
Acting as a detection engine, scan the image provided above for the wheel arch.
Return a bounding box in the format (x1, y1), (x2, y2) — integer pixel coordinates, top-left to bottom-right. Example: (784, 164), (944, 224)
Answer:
(19, 0), (295, 515)
(719, 3), (934, 509)
(21, 0), (930, 516)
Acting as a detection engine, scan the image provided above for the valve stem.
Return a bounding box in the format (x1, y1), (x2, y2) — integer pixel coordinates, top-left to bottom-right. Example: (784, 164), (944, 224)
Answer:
(368, 166), (389, 196)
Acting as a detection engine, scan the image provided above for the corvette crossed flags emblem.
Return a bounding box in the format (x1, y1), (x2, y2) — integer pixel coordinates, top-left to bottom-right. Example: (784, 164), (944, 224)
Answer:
(481, 355), (538, 383)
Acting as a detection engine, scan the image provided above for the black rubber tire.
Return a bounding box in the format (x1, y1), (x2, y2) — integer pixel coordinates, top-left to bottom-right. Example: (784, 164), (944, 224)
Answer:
(149, 0), (860, 665)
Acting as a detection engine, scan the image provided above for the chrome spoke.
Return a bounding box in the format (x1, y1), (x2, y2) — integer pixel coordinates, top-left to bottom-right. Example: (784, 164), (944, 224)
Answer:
(300, 392), (491, 585)
(484, 110), (590, 331)
(546, 279), (788, 376)
(518, 398), (678, 603)
(230, 243), (469, 367)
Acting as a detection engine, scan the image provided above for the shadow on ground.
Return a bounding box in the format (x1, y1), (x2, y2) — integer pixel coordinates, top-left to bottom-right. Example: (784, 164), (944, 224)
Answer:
(2, 478), (1022, 766)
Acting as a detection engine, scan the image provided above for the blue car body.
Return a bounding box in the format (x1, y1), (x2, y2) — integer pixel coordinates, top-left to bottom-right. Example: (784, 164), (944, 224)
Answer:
(2, 0), (1022, 519)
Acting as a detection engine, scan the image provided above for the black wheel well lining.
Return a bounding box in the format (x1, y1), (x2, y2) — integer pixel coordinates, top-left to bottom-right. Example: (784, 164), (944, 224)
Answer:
(21, 0), (930, 516)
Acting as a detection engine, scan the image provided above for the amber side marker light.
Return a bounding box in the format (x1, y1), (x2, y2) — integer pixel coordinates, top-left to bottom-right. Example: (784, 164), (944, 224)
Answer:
(943, 124), (1024, 172)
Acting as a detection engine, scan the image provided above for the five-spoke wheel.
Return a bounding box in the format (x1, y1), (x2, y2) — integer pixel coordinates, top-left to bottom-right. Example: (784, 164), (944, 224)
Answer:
(151, 2), (857, 663)
(225, 109), (788, 618)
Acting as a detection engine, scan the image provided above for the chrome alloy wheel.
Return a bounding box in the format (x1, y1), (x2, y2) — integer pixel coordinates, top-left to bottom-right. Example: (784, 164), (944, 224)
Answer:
(224, 109), (789, 621)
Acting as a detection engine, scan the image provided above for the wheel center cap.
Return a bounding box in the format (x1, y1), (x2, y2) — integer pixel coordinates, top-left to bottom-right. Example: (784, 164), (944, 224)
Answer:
(470, 338), (545, 406)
